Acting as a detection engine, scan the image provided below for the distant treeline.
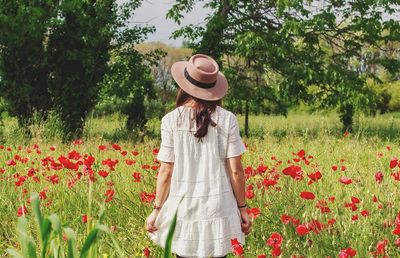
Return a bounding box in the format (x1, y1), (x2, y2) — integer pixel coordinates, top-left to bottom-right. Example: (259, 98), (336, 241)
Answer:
(0, 0), (399, 140)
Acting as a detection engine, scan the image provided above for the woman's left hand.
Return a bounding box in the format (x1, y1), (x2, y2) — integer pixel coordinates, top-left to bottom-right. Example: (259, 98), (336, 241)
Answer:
(145, 210), (159, 233)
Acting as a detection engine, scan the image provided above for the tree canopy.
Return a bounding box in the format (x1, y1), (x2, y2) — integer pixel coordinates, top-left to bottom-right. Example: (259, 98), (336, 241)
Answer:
(0, 0), (155, 139)
(167, 0), (400, 134)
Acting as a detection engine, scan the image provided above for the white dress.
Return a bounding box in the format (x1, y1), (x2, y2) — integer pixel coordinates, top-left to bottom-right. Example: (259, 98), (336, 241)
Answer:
(148, 105), (247, 258)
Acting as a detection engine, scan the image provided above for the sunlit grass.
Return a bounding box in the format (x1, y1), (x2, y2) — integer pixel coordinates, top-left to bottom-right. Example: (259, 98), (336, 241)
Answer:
(0, 112), (399, 257)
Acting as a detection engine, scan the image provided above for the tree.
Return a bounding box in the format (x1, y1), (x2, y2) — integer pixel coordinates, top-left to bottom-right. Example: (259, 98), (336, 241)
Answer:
(0, 0), (154, 139)
(99, 44), (158, 133)
(167, 0), (400, 134)
(136, 42), (192, 115)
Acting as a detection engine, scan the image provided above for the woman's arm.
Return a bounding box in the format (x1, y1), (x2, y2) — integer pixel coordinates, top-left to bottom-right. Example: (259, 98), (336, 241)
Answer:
(226, 155), (252, 235)
(226, 155), (246, 207)
(153, 161), (174, 210)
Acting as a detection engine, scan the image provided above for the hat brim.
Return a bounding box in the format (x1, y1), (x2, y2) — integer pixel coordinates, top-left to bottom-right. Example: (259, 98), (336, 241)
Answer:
(171, 61), (228, 101)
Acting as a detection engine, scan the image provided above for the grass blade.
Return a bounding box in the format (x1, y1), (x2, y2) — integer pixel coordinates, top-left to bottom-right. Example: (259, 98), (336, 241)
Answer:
(164, 195), (185, 258)
(79, 228), (99, 258)
(6, 248), (23, 258)
(63, 228), (78, 258)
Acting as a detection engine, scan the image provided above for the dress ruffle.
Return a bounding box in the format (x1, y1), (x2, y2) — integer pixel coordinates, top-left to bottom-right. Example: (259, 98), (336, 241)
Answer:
(148, 210), (245, 258)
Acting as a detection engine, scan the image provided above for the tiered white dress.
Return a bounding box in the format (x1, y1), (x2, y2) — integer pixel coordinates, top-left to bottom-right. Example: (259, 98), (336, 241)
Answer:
(148, 105), (247, 258)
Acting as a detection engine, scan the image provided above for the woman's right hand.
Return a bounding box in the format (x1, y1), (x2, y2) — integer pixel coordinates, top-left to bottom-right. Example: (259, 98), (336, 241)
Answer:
(239, 208), (252, 235)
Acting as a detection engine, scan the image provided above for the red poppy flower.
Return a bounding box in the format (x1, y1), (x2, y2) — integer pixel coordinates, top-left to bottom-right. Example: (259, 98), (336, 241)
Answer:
(6, 159), (16, 166)
(143, 247), (151, 258)
(98, 170), (109, 178)
(140, 191), (156, 203)
(308, 171), (322, 182)
(327, 218), (336, 226)
(395, 238), (400, 247)
(105, 189), (115, 203)
(281, 214), (291, 224)
(339, 177), (352, 185)
(39, 190), (47, 200)
(300, 191), (315, 200)
(271, 247), (281, 257)
(257, 164), (268, 174)
(375, 171), (384, 184)
(297, 149), (305, 158)
(17, 205), (28, 217)
(390, 157), (398, 169)
(361, 210), (369, 217)
(82, 214), (88, 223)
(72, 139), (83, 145)
(266, 232), (283, 248)
(351, 196), (360, 204)
(48, 174), (59, 184)
(245, 189), (255, 199)
(296, 224), (309, 236)
(393, 226), (400, 235)
(392, 172), (400, 181)
(102, 158), (119, 171)
(283, 165), (303, 180)
(339, 247), (356, 257)
(132, 172), (141, 182)
(263, 179), (277, 187)
(98, 145), (107, 151)
(58, 155), (79, 170)
(374, 239), (388, 255)
(111, 143), (121, 151)
(247, 207), (261, 220)
(231, 238), (244, 256)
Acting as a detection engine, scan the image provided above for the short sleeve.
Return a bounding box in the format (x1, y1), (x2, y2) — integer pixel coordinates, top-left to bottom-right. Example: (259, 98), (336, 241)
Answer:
(226, 113), (246, 158)
(157, 115), (175, 162)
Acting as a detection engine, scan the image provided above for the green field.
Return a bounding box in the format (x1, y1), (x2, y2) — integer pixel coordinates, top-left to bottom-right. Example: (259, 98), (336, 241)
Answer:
(1, 112), (400, 257)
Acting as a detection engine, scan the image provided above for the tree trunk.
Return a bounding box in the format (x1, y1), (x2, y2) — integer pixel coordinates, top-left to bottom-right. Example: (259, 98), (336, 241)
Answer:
(245, 99), (249, 137)
(339, 103), (354, 133)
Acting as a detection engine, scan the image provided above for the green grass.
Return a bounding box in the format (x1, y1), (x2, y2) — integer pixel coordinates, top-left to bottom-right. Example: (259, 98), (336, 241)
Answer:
(0, 111), (399, 257)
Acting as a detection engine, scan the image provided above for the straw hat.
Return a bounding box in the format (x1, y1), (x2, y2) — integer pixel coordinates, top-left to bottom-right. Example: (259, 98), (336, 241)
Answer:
(170, 54), (228, 101)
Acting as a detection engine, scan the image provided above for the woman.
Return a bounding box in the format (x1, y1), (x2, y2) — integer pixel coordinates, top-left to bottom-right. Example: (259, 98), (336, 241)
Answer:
(145, 54), (251, 258)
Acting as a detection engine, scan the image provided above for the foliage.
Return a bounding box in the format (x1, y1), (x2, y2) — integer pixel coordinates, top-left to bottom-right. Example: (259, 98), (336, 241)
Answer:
(369, 80), (400, 114)
(7, 192), (123, 258)
(167, 0), (400, 132)
(135, 42), (193, 116)
(1, 119), (400, 256)
(99, 45), (158, 133)
(0, 0), (154, 139)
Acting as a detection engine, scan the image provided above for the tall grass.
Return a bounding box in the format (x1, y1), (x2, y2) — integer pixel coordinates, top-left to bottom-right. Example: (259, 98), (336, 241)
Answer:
(2, 111), (400, 144)
(0, 112), (400, 257)
(7, 192), (124, 258)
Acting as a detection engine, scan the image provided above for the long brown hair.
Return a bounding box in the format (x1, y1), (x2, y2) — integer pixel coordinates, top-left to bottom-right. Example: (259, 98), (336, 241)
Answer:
(176, 88), (222, 141)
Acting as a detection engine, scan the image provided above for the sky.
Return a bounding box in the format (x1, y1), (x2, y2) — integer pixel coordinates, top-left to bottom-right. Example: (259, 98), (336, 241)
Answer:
(127, 0), (211, 47)
(125, 1), (399, 47)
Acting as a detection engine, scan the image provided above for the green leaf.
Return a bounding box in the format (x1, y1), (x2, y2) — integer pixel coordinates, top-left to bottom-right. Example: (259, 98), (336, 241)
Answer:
(48, 214), (62, 234)
(164, 195), (185, 258)
(63, 228), (78, 258)
(6, 248), (23, 258)
(79, 228), (99, 258)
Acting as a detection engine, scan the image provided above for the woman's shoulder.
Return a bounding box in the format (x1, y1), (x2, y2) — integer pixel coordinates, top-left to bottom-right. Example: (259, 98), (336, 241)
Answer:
(216, 105), (234, 116)
(160, 105), (236, 126)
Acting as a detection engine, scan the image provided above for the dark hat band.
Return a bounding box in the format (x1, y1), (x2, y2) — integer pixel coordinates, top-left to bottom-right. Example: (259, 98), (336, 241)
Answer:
(184, 67), (216, 89)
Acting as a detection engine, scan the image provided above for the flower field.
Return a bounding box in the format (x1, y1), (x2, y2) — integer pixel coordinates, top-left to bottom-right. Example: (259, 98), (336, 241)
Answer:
(1, 113), (400, 257)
